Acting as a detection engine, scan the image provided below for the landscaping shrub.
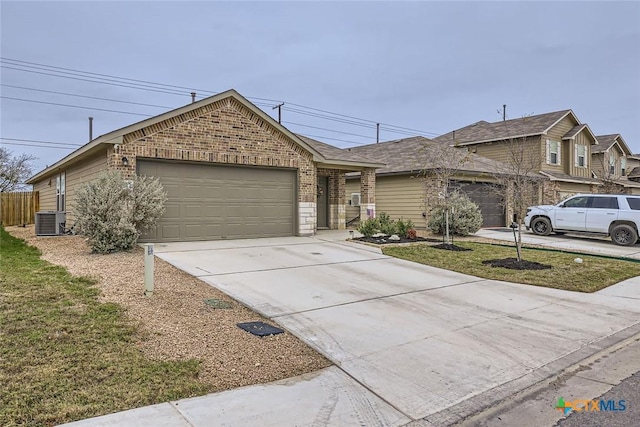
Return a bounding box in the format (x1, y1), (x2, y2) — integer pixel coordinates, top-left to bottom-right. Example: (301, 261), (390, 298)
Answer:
(427, 191), (483, 236)
(357, 217), (379, 238)
(377, 212), (396, 235)
(395, 217), (415, 238)
(74, 171), (167, 253)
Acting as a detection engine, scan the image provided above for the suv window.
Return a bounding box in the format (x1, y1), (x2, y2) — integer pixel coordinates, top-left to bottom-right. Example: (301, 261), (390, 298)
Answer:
(589, 197), (619, 209)
(627, 197), (640, 210)
(563, 196), (589, 208)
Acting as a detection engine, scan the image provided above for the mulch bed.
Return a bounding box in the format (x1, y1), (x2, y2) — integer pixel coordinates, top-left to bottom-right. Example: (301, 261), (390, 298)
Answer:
(482, 258), (552, 270)
(353, 236), (438, 245)
(432, 243), (472, 251)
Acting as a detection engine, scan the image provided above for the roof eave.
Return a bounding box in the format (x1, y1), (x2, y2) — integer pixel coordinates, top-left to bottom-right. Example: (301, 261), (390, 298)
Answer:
(26, 135), (121, 184)
(27, 89), (333, 181)
(455, 132), (542, 146)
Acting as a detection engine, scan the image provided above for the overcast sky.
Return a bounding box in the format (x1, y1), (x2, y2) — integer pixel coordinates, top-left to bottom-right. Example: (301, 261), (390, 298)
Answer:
(1, 1), (639, 176)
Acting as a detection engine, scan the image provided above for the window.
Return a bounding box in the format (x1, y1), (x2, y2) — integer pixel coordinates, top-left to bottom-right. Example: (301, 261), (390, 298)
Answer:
(56, 172), (66, 211)
(576, 144), (587, 167)
(609, 155), (616, 175)
(563, 196), (589, 208)
(627, 197), (640, 210)
(547, 140), (561, 165)
(590, 197), (618, 209)
(621, 157), (627, 176)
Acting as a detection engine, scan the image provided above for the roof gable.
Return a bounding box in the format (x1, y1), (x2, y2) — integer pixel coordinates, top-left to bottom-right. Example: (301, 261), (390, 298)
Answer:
(28, 90), (381, 183)
(344, 136), (507, 175)
(593, 134), (632, 155)
(561, 124), (598, 144)
(434, 110), (577, 146)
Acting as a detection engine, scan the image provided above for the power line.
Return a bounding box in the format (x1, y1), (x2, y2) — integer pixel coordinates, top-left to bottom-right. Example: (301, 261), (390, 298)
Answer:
(1, 84), (174, 109)
(0, 141), (78, 150)
(1, 137), (82, 147)
(1, 65), (191, 97)
(298, 133), (369, 146)
(282, 121), (372, 139)
(1, 57), (443, 137)
(1, 96), (153, 117)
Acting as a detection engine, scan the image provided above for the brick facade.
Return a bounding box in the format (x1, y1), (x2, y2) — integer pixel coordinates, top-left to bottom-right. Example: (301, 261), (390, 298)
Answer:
(318, 168), (347, 229)
(110, 98), (317, 205)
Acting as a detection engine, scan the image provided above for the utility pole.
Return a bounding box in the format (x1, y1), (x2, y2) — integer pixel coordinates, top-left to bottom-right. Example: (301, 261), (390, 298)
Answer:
(273, 103), (284, 123)
(503, 104), (506, 121)
(376, 123), (380, 143)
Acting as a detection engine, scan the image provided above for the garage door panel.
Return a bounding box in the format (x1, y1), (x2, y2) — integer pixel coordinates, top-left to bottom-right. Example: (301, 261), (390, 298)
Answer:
(452, 181), (505, 228)
(138, 160), (295, 242)
(159, 224), (181, 240)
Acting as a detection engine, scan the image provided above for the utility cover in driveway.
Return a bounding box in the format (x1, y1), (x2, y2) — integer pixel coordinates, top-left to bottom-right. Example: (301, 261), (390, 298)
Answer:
(237, 321), (284, 337)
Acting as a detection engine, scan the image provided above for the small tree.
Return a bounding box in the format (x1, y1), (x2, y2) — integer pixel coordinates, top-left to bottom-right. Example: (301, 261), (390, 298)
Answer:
(421, 142), (471, 244)
(595, 152), (623, 194)
(74, 171), (167, 253)
(0, 147), (35, 192)
(489, 121), (545, 261)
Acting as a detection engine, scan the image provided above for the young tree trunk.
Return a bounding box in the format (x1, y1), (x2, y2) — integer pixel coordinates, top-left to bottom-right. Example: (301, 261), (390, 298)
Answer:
(445, 208), (450, 245)
(516, 222), (523, 262)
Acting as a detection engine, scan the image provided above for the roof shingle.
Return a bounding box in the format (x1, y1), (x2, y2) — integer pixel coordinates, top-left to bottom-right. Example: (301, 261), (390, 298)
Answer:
(433, 110), (574, 146)
(343, 136), (508, 175)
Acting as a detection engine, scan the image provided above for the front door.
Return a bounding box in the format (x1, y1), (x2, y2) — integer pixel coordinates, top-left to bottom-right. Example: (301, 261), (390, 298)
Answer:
(317, 176), (329, 228)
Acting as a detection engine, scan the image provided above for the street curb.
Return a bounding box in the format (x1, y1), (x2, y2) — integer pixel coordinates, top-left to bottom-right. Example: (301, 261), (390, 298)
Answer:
(404, 322), (640, 426)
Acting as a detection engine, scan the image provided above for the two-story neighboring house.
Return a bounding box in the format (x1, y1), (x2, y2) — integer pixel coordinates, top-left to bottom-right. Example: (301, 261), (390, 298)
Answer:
(434, 110), (601, 203)
(592, 134), (640, 194)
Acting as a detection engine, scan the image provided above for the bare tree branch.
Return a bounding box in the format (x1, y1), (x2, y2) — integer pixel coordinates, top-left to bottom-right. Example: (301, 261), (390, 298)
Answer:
(0, 147), (36, 192)
(487, 118), (544, 261)
(420, 141), (471, 244)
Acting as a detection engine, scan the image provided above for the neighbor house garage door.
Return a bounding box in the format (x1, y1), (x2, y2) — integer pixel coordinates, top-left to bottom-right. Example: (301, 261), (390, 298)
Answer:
(452, 181), (505, 227)
(138, 160), (296, 242)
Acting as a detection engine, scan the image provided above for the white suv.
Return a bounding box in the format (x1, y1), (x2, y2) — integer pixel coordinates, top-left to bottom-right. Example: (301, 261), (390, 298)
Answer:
(524, 194), (640, 246)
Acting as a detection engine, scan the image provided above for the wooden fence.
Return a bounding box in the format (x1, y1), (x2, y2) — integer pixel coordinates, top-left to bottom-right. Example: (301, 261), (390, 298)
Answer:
(0, 191), (40, 226)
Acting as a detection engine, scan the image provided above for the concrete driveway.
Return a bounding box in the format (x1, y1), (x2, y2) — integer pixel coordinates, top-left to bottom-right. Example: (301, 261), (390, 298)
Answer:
(155, 232), (640, 425)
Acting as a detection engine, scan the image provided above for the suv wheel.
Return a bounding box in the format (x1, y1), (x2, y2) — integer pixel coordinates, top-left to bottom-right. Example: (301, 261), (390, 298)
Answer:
(611, 224), (638, 246)
(531, 217), (552, 236)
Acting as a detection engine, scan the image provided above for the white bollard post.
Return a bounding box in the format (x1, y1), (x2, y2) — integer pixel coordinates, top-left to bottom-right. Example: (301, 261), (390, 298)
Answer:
(144, 243), (154, 297)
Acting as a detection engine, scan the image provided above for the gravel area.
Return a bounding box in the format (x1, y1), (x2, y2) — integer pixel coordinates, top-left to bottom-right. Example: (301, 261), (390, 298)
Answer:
(6, 226), (331, 390)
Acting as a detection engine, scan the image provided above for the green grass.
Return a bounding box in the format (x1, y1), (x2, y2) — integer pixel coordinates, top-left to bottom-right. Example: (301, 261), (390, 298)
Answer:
(0, 227), (212, 426)
(383, 242), (640, 293)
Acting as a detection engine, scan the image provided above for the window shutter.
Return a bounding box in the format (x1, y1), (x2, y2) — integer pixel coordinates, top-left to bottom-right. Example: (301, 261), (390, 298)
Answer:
(557, 141), (561, 164)
(546, 139), (550, 164)
(584, 146), (587, 167)
(574, 144), (578, 167)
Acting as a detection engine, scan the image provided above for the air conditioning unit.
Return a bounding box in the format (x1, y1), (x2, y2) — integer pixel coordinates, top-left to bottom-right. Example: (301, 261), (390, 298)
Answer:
(350, 193), (361, 207)
(35, 212), (66, 236)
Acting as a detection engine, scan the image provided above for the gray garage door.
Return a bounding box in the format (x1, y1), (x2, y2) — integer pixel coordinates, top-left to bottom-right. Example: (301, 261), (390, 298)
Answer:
(138, 160), (296, 242)
(452, 181), (505, 227)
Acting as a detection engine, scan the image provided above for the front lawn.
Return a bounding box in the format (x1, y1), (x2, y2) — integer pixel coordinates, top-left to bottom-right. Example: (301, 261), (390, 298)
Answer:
(0, 228), (212, 426)
(383, 242), (640, 292)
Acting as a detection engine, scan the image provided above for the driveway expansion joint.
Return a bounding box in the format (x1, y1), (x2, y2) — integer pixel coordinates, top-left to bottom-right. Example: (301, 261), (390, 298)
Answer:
(169, 402), (196, 426)
(270, 278), (486, 318)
